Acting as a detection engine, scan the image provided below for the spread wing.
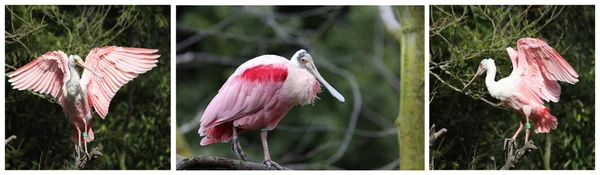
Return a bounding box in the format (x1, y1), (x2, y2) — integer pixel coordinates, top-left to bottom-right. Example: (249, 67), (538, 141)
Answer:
(8, 51), (70, 103)
(80, 46), (160, 118)
(198, 56), (289, 139)
(512, 38), (579, 103)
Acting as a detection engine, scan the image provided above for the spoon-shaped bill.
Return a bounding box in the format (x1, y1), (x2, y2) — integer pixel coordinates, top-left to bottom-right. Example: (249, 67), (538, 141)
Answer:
(74, 58), (104, 78)
(462, 67), (484, 93)
(307, 62), (345, 103)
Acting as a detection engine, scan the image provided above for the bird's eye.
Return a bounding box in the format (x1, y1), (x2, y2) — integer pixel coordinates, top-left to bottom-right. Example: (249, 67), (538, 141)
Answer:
(301, 58), (307, 63)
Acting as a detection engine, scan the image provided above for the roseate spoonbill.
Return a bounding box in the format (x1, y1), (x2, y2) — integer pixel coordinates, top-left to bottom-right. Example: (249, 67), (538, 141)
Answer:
(198, 49), (345, 169)
(8, 46), (159, 157)
(462, 38), (579, 147)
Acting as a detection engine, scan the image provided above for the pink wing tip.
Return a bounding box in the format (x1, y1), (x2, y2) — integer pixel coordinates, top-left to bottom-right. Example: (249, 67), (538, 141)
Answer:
(121, 47), (159, 53)
(200, 137), (215, 146)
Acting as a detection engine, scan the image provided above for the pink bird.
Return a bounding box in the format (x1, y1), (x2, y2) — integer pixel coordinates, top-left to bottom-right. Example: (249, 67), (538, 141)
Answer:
(8, 46), (160, 157)
(198, 49), (345, 169)
(463, 38), (579, 147)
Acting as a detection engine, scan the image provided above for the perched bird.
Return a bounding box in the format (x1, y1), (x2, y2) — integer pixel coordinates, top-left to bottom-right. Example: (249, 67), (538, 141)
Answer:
(8, 46), (160, 157)
(198, 49), (345, 169)
(463, 38), (579, 147)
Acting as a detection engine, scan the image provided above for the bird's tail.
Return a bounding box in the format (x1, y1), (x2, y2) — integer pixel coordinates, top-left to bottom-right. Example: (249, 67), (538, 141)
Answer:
(71, 123), (95, 143)
(199, 122), (233, 146)
(533, 107), (558, 133)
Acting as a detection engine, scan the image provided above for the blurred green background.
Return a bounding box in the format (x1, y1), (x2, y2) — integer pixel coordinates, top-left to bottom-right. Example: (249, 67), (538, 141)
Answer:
(429, 5), (594, 170)
(5, 5), (171, 170)
(176, 6), (401, 169)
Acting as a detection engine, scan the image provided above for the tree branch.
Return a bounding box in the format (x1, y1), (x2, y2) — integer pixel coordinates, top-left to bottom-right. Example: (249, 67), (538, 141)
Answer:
(176, 155), (291, 170)
(501, 140), (537, 170)
(378, 6), (401, 37)
(74, 147), (103, 170)
(5, 135), (17, 146)
(429, 124), (447, 170)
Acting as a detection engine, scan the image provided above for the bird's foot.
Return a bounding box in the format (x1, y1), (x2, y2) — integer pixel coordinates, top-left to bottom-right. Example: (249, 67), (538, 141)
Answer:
(75, 145), (81, 159)
(263, 159), (284, 170)
(77, 144), (90, 158)
(503, 138), (517, 151)
(231, 142), (248, 161)
(236, 150), (247, 162)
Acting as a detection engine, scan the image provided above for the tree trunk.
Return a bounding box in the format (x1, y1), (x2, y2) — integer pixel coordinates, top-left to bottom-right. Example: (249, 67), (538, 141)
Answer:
(395, 6), (425, 170)
(544, 134), (552, 169)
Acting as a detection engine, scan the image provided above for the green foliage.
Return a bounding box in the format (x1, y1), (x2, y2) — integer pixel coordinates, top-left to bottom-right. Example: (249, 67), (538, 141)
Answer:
(430, 5), (594, 170)
(176, 6), (400, 169)
(5, 5), (171, 170)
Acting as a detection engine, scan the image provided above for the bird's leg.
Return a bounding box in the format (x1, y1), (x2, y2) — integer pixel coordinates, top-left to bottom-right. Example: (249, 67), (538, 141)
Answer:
(73, 127), (83, 161)
(261, 128), (283, 170)
(505, 116), (524, 150)
(83, 121), (89, 157)
(522, 106), (533, 147)
(524, 116), (531, 147)
(75, 144), (80, 160)
(231, 125), (247, 161)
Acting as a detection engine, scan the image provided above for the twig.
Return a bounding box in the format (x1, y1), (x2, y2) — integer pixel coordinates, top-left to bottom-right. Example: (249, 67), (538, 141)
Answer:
(378, 6), (401, 34)
(74, 147), (103, 170)
(429, 124), (447, 170)
(317, 56), (362, 165)
(501, 140), (537, 170)
(176, 9), (242, 52)
(176, 155), (291, 170)
(371, 15), (400, 92)
(176, 52), (245, 68)
(5, 135), (17, 146)
(378, 158), (400, 170)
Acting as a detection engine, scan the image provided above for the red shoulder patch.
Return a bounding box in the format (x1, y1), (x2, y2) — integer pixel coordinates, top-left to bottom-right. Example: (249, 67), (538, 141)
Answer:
(240, 64), (288, 82)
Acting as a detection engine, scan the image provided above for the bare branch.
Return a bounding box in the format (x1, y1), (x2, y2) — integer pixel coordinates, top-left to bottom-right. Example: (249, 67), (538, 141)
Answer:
(429, 124), (447, 170)
(176, 52), (245, 68)
(429, 70), (506, 109)
(275, 6), (340, 18)
(501, 140), (537, 170)
(279, 140), (341, 164)
(378, 6), (401, 33)
(5, 135), (17, 146)
(177, 24), (285, 45)
(176, 9), (243, 52)
(361, 106), (396, 129)
(310, 55), (362, 165)
(276, 124), (396, 138)
(378, 158), (400, 170)
(429, 124), (448, 147)
(176, 156), (291, 170)
(371, 16), (400, 91)
(74, 147), (103, 170)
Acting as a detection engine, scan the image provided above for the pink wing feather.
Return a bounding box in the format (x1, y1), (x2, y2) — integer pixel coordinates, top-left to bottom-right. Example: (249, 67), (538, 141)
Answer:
(8, 51), (70, 101)
(511, 38), (579, 103)
(199, 56), (289, 145)
(80, 46), (160, 118)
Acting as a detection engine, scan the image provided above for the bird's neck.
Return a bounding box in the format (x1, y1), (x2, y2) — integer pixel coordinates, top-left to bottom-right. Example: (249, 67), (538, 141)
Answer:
(62, 65), (83, 98)
(484, 64), (497, 89)
(67, 65), (81, 84)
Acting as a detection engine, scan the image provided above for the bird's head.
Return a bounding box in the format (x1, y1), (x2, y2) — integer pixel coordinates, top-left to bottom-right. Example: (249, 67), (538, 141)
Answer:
(68, 55), (103, 78)
(292, 49), (345, 103)
(462, 58), (494, 92)
(68, 55), (83, 67)
(479, 58), (495, 71)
